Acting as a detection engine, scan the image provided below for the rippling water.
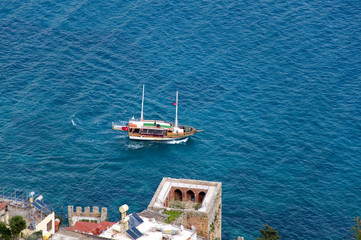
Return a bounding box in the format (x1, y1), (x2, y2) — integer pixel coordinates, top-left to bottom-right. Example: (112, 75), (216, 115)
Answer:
(1, 0), (361, 239)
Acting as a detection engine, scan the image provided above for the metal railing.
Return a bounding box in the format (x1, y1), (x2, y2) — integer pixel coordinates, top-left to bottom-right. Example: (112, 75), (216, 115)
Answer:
(0, 187), (28, 206)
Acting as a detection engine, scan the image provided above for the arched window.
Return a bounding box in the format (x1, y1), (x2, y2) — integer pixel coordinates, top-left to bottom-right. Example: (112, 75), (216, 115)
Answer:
(174, 189), (182, 201)
(198, 191), (206, 203)
(186, 190), (195, 202)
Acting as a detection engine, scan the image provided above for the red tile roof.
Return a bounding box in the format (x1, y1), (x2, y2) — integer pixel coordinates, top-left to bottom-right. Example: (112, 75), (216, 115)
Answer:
(66, 221), (116, 235)
(99, 221), (116, 229)
(0, 201), (10, 211)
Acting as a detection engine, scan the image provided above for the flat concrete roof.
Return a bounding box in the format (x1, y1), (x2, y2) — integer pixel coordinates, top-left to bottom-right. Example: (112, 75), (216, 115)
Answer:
(5, 204), (46, 226)
(99, 215), (196, 240)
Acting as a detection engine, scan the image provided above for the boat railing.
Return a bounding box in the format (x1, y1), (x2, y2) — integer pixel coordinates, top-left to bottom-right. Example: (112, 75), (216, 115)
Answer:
(142, 120), (166, 123)
(112, 121), (128, 127)
(140, 125), (171, 130)
(178, 125), (195, 131)
(129, 118), (166, 123)
(0, 187), (28, 206)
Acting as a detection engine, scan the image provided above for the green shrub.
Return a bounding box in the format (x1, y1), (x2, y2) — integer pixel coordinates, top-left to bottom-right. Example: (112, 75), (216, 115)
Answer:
(351, 217), (361, 240)
(163, 210), (182, 223)
(258, 224), (281, 240)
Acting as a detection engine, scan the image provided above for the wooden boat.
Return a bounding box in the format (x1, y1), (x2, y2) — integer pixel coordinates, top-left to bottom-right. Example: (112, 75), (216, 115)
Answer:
(112, 85), (202, 141)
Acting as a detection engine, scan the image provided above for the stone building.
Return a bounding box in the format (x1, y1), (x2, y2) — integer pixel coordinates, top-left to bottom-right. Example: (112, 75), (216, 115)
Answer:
(67, 205), (108, 227)
(0, 201), (10, 224)
(148, 177), (222, 240)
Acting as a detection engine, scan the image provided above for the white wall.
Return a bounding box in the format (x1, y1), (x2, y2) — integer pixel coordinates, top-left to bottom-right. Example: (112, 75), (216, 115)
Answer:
(36, 212), (55, 235)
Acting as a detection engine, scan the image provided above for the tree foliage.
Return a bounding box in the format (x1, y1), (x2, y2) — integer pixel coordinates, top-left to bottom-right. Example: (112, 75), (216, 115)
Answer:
(351, 217), (361, 240)
(258, 224), (281, 240)
(10, 215), (27, 238)
(0, 222), (12, 240)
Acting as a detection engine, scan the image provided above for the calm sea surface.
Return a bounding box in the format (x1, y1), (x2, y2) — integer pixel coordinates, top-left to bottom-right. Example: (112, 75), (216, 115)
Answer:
(1, 0), (361, 239)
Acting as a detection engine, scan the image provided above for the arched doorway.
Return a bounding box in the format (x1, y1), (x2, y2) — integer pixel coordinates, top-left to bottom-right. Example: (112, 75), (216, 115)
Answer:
(198, 191), (206, 203)
(174, 189), (182, 201)
(186, 190), (195, 202)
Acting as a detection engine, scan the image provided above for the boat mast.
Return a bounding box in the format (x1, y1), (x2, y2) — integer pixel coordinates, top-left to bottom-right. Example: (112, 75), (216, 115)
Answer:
(141, 85), (145, 121)
(175, 90), (178, 128)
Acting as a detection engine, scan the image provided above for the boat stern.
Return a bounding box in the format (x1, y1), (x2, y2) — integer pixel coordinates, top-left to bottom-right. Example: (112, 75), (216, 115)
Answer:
(112, 122), (128, 131)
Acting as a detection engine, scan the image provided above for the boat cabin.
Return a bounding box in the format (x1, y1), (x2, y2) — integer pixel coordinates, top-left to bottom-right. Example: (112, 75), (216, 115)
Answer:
(129, 128), (167, 137)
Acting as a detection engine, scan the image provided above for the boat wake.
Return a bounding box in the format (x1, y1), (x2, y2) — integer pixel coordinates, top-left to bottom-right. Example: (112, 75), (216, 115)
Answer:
(71, 114), (80, 127)
(165, 137), (189, 144)
(125, 143), (146, 150)
(115, 135), (128, 139)
(71, 119), (77, 126)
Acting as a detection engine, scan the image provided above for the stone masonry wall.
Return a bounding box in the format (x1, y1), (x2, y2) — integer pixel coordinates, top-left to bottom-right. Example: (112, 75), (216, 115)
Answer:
(148, 178), (222, 240)
(166, 186), (208, 207)
(207, 183), (222, 240)
(67, 206), (107, 227)
(182, 211), (209, 238)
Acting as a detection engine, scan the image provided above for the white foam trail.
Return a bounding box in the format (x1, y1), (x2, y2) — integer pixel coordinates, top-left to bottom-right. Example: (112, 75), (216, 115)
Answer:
(165, 137), (189, 144)
(115, 134), (128, 139)
(126, 143), (145, 149)
(71, 119), (77, 126)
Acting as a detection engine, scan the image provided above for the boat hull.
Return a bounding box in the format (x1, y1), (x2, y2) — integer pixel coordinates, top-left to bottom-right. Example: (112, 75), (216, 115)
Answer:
(129, 135), (189, 141)
(113, 120), (200, 141)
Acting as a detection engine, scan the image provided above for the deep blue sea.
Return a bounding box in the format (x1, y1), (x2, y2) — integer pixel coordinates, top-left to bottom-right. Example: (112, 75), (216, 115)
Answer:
(1, 0), (361, 239)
